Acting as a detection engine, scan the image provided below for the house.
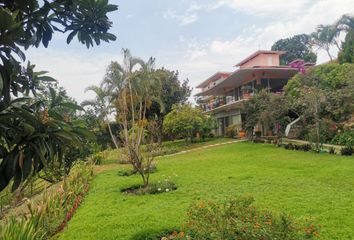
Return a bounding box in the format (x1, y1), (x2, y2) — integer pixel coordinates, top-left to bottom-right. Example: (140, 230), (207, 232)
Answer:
(195, 50), (310, 136)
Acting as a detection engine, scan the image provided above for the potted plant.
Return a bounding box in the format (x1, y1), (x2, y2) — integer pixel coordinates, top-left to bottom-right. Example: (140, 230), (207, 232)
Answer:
(238, 128), (246, 138)
(241, 85), (252, 99)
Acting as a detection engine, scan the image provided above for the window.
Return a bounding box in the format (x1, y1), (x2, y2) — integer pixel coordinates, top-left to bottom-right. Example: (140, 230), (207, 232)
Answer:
(267, 56), (273, 65)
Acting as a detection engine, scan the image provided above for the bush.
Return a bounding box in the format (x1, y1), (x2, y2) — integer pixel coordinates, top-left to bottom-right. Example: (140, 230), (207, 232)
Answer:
(341, 146), (353, 156)
(300, 144), (312, 152)
(91, 152), (103, 165)
(253, 139), (265, 143)
(0, 217), (43, 240)
(328, 147), (336, 154)
(178, 196), (319, 240)
(284, 143), (295, 150)
(225, 124), (239, 138)
(0, 162), (93, 239)
(283, 143), (311, 152)
(121, 176), (177, 195)
(331, 130), (354, 147)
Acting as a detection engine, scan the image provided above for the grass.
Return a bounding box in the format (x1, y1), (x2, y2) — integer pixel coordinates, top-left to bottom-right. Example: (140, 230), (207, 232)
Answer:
(56, 142), (354, 240)
(100, 137), (234, 165)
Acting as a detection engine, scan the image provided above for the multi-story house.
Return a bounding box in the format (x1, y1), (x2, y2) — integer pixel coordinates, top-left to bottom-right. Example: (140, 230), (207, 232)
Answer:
(195, 50), (311, 136)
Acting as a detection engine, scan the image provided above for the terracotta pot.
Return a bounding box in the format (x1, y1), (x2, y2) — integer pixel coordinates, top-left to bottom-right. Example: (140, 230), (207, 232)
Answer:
(239, 130), (246, 138)
(243, 93), (251, 99)
(267, 130), (273, 136)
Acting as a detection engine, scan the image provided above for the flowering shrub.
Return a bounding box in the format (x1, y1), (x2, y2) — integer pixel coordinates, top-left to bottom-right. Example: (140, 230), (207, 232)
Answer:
(165, 196), (320, 240)
(148, 176), (177, 194)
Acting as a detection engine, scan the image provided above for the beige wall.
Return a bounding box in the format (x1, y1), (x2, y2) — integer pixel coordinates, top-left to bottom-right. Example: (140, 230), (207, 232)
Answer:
(240, 53), (280, 68)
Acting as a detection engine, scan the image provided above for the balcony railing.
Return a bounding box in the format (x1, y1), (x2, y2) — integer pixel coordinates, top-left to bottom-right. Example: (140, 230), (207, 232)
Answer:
(201, 91), (283, 113)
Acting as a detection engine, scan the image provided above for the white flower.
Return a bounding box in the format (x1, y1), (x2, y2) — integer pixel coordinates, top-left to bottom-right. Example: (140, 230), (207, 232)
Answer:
(165, 188), (169, 192)
(158, 188), (161, 191)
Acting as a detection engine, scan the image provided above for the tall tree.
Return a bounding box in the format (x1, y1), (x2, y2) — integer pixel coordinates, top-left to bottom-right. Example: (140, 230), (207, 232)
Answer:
(145, 69), (191, 142)
(336, 14), (354, 64)
(271, 34), (317, 64)
(110, 49), (163, 187)
(311, 24), (340, 61)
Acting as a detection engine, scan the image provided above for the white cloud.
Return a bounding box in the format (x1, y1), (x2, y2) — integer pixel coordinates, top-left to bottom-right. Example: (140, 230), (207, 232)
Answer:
(26, 47), (117, 103)
(208, 0), (354, 64)
(163, 9), (198, 26)
(217, 0), (309, 16)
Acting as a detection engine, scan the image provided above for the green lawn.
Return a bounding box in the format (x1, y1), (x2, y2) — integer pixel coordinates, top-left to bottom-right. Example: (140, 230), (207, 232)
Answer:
(57, 142), (354, 240)
(101, 137), (234, 165)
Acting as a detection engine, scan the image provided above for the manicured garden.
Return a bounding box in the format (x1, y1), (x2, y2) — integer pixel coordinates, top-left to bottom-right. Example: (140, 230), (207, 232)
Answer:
(56, 142), (354, 240)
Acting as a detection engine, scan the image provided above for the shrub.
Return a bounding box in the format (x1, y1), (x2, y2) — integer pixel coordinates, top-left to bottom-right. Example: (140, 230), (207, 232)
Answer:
(341, 146), (353, 156)
(121, 175), (177, 195)
(0, 162), (93, 239)
(225, 124), (239, 138)
(91, 152), (103, 165)
(253, 139), (265, 143)
(300, 144), (312, 152)
(331, 130), (354, 147)
(294, 144), (301, 150)
(179, 196), (319, 240)
(284, 143), (296, 150)
(0, 217), (43, 240)
(328, 147), (336, 154)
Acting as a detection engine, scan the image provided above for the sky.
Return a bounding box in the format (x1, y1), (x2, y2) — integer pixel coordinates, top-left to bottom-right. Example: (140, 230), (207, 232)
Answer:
(26, 0), (354, 103)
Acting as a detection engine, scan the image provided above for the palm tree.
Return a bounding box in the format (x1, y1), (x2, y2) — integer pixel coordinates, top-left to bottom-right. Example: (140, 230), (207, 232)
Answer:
(102, 49), (164, 187)
(311, 24), (339, 61)
(81, 85), (119, 149)
(335, 14), (354, 33)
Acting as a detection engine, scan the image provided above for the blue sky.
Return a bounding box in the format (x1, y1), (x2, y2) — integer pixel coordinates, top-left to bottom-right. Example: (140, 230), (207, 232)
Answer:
(27, 0), (354, 102)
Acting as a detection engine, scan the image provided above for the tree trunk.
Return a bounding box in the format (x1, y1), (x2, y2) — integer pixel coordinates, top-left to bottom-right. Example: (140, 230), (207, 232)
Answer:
(326, 49), (333, 61)
(106, 120), (119, 149)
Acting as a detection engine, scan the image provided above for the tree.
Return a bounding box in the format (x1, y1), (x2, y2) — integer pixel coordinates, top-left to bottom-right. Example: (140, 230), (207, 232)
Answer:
(285, 63), (354, 149)
(311, 24), (340, 61)
(336, 15), (354, 64)
(271, 34), (317, 64)
(0, 0), (117, 192)
(145, 69), (192, 142)
(82, 85), (119, 149)
(163, 104), (215, 142)
(338, 31), (354, 64)
(243, 90), (290, 139)
(112, 49), (163, 187)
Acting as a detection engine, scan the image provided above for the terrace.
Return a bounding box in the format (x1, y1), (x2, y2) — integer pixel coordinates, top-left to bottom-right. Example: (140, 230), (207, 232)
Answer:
(198, 67), (298, 113)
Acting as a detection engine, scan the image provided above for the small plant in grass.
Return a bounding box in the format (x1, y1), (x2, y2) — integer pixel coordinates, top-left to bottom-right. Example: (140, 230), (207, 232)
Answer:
(121, 175), (177, 195)
(162, 196), (320, 240)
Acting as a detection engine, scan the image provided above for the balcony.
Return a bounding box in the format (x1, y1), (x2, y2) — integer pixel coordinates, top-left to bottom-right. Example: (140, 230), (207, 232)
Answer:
(201, 95), (249, 114)
(201, 91), (283, 114)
